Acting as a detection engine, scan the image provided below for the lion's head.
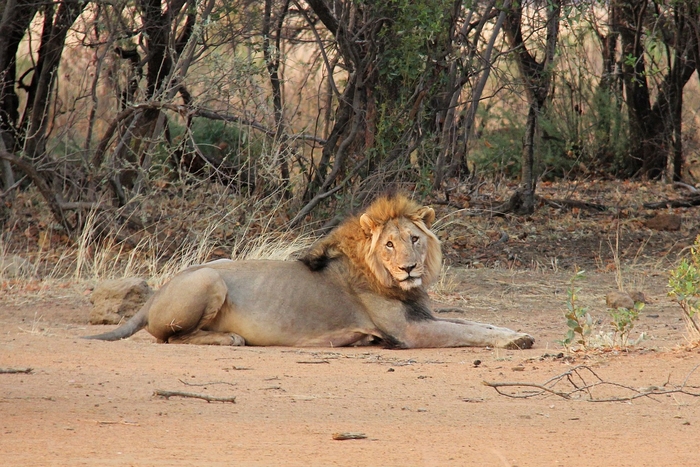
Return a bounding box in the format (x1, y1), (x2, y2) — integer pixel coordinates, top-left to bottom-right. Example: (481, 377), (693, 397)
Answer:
(301, 195), (442, 293)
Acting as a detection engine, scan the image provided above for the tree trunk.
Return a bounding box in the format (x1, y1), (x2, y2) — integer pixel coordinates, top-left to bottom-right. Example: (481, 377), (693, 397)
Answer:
(22, 0), (86, 161)
(519, 102), (539, 213)
(0, 0), (38, 155)
(617, 0), (696, 179)
(263, 0), (291, 195)
(501, 0), (561, 214)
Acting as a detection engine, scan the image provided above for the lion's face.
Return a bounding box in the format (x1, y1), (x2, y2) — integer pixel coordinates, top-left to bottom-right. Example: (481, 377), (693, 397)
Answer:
(374, 218), (431, 290)
(360, 206), (441, 291)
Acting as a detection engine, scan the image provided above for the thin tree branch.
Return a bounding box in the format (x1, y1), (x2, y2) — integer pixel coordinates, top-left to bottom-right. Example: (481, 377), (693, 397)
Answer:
(483, 365), (700, 402)
(0, 150), (72, 233)
(153, 389), (236, 403)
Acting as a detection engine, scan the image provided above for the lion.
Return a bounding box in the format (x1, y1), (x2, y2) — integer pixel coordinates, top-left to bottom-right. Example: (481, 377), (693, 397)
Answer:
(84, 194), (534, 349)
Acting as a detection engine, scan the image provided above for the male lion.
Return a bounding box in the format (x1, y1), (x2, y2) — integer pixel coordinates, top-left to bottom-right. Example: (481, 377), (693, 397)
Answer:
(85, 195), (534, 349)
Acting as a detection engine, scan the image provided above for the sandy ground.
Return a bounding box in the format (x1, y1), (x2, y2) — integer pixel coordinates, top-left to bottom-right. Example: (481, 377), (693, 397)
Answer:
(2, 268), (700, 466)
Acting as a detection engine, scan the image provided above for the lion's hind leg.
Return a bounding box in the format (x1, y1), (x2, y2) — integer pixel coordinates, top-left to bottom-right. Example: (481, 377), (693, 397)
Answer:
(146, 267), (239, 345)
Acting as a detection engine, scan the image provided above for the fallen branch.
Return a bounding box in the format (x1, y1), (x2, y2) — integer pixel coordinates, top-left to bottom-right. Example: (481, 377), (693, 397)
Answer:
(153, 389), (236, 403)
(178, 379), (237, 387)
(332, 432), (367, 440)
(537, 196), (608, 212)
(482, 380), (573, 399)
(0, 367), (33, 374)
(483, 364), (700, 402)
(80, 419), (140, 426)
(673, 181), (699, 194)
(643, 195), (700, 209)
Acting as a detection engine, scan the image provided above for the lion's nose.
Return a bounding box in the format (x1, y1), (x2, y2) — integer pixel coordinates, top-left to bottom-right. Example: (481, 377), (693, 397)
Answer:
(400, 264), (416, 274)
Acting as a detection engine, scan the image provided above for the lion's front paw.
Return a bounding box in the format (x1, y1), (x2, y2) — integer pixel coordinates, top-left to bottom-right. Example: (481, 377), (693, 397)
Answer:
(502, 333), (534, 350)
(229, 334), (246, 346)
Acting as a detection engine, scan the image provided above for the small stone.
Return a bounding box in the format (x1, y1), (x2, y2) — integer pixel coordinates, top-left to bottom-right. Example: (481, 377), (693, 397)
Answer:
(89, 277), (153, 325)
(0, 254), (35, 278)
(628, 290), (647, 304)
(645, 213), (681, 231)
(606, 290), (634, 309)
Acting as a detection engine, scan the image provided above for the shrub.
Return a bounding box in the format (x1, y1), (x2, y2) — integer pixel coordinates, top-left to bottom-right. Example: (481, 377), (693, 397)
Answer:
(668, 235), (700, 341)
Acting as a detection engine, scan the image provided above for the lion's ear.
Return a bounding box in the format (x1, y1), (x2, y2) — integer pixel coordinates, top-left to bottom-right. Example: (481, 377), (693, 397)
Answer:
(416, 207), (435, 229)
(359, 213), (377, 236)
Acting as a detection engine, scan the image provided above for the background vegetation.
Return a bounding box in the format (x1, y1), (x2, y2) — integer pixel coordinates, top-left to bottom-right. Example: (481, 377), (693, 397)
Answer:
(1, 0), (700, 277)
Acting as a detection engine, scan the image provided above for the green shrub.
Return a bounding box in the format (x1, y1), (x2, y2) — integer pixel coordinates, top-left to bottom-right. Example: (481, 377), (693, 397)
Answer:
(668, 235), (700, 340)
(559, 269), (593, 350)
(607, 302), (644, 349)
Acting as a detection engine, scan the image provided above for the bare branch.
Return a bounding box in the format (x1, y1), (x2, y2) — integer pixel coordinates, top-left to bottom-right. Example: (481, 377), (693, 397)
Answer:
(0, 150), (72, 233)
(0, 367), (33, 374)
(153, 389), (236, 403)
(483, 365), (700, 402)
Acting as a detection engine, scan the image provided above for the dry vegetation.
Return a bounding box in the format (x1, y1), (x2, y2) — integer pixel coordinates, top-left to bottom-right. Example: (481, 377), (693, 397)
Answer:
(2, 178), (698, 303)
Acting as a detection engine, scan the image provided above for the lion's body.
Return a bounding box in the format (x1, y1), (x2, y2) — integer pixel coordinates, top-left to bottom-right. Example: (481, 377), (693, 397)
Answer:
(85, 195), (534, 349)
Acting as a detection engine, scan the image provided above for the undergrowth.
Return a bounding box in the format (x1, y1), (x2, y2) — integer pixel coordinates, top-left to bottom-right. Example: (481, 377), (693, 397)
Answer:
(560, 268), (645, 352)
(668, 235), (700, 343)
(0, 183), (314, 288)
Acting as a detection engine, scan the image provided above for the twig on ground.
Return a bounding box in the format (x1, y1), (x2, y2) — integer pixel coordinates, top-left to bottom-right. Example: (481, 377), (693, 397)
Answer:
(643, 195), (700, 209)
(537, 196), (608, 212)
(483, 365), (700, 402)
(0, 367), (33, 374)
(153, 389), (236, 403)
(332, 432), (367, 440)
(673, 181), (699, 194)
(80, 419), (140, 426)
(178, 379), (237, 387)
(487, 230), (510, 246)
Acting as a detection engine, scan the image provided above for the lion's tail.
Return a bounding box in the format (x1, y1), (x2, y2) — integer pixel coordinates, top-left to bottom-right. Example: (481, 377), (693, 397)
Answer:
(82, 296), (152, 341)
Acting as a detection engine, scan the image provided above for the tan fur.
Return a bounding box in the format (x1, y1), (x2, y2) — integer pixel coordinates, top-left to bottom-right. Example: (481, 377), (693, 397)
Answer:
(85, 195), (534, 349)
(303, 195), (441, 297)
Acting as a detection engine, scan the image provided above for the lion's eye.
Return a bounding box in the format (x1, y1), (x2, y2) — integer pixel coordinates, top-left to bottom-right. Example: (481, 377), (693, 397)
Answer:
(386, 241), (394, 249)
(411, 236), (419, 244)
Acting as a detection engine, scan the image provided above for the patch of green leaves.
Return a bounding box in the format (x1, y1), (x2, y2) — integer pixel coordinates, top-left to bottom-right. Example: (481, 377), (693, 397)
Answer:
(668, 235), (700, 338)
(561, 269), (645, 351)
(608, 302), (644, 349)
(560, 269), (593, 350)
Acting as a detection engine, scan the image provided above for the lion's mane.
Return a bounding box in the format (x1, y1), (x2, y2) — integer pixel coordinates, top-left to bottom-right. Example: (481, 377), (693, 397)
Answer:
(300, 194), (442, 298)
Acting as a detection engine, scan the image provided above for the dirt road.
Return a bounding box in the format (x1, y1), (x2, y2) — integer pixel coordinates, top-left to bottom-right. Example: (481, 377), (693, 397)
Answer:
(2, 268), (699, 466)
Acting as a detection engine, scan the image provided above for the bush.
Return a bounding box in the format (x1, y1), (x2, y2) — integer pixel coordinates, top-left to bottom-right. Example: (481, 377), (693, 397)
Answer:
(668, 235), (700, 341)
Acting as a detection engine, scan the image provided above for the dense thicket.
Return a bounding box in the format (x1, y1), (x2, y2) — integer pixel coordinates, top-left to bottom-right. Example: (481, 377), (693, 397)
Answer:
(1, 0), (699, 235)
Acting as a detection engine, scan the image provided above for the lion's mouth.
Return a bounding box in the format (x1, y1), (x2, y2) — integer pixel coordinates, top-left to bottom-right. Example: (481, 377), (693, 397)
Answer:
(398, 276), (422, 290)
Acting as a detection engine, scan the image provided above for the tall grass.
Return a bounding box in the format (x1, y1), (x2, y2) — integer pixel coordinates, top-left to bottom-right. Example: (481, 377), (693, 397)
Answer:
(0, 184), (316, 288)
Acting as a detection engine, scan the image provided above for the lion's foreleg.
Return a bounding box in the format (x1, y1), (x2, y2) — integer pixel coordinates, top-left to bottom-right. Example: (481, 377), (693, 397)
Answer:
(403, 319), (534, 349)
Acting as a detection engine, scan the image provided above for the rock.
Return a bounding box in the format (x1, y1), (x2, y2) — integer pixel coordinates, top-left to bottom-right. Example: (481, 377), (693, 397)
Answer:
(606, 290), (634, 309)
(1, 255), (35, 278)
(606, 290), (648, 309)
(89, 278), (152, 325)
(627, 290), (647, 304)
(645, 213), (681, 231)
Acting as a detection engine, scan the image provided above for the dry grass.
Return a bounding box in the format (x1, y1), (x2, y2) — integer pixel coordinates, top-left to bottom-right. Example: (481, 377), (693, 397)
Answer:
(1, 182), (317, 290)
